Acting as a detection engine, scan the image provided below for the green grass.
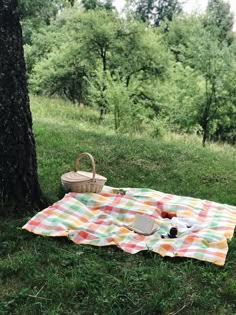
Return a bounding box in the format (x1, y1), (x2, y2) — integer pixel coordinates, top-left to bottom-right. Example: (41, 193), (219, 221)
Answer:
(0, 95), (236, 314)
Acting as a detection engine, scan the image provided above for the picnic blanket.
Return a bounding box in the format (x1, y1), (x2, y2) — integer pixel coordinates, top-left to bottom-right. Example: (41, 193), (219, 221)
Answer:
(22, 186), (236, 266)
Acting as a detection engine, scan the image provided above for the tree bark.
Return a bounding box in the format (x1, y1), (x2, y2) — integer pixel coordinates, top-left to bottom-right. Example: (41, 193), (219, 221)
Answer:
(0, 0), (44, 214)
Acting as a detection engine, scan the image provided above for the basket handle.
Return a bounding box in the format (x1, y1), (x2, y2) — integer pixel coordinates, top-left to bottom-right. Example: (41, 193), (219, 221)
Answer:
(74, 152), (96, 182)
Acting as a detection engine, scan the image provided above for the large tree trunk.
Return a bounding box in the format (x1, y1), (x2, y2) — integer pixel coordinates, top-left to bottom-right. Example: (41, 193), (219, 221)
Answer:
(0, 0), (44, 214)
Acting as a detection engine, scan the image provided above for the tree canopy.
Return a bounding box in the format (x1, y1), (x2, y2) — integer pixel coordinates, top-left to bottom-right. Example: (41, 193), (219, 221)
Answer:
(21, 0), (236, 145)
(131, 0), (182, 26)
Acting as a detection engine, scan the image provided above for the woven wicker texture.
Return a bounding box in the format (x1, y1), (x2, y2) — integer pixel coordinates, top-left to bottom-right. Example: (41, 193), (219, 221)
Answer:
(61, 152), (106, 193)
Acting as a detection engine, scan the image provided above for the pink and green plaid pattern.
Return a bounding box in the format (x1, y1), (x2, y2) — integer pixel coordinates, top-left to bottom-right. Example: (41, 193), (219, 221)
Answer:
(22, 186), (236, 266)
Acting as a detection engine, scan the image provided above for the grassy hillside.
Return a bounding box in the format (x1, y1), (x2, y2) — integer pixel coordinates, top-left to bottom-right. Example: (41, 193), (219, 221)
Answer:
(0, 96), (236, 314)
(32, 96), (236, 206)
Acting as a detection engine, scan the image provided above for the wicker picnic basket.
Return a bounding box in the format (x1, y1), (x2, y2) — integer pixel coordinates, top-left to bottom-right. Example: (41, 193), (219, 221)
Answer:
(61, 152), (107, 193)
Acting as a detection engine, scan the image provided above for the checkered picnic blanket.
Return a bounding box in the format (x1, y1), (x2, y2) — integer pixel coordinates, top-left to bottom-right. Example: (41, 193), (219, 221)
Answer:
(23, 186), (236, 266)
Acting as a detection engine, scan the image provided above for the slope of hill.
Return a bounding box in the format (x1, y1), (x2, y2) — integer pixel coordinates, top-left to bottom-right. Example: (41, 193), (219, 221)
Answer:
(0, 95), (235, 315)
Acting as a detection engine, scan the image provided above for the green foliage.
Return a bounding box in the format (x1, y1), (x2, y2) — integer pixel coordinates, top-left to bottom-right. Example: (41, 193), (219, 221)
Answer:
(158, 62), (203, 133)
(130, 0), (182, 26)
(86, 69), (155, 133)
(27, 9), (125, 104)
(18, 0), (61, 19)
(113, 20), (169, 84)
(205, 0), (234, 44)
(18, 0), (66, 44)
(183, 26), (236, 145)
(106, 71), (155, 133)
(106, 72), (134, 131)
(77, 9), (122, 71)
(24, 2), (236, 145)
(81, 0), (114, 11)
(163, 13), (236, 145)
(165, 14), (203, 61)
(27, 8), (169, 129)
(30, 42), (88, 104)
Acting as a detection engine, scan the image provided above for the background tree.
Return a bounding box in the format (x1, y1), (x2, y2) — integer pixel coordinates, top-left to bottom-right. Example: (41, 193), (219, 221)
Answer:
(27, 8), (169, 119)
(131, 0), (181, 26)
(163, 16), (236, 146)
(0, 0), (43, 213)
(23, 1), (236, 145)
(154, 0), (182, 26)
(18, 0), (63, 44)
(204, 0), (234, 45)
(113, 21), (169, 86)
(185, 25), (235, 146)
(81, 0), (114, 11)
(165, 14), (203, 61)
(30, 42), (89, 104)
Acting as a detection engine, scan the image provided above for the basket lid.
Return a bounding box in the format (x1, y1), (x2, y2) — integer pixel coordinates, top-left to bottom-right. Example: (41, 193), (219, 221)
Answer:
(61, 171), (106, 183)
